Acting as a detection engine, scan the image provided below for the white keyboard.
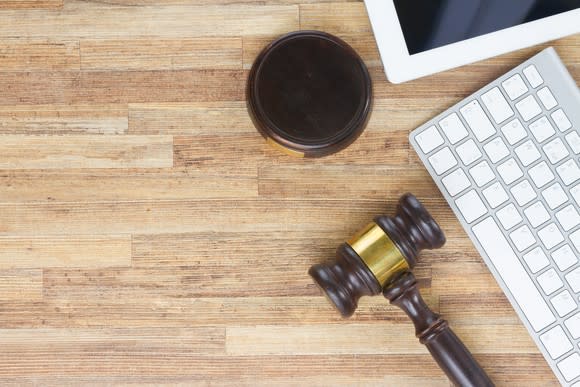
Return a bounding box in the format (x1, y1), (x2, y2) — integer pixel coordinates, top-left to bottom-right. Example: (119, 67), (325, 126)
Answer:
(410, 48), (580, 386)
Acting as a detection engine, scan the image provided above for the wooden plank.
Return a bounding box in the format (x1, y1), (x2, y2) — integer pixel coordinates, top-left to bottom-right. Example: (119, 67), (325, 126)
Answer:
(0, 0), (62, 9)
(0, 105), (127, 135)
(128, 102), (255, 135)
(128, 98), (448, 162)
(41, 266), (315, 298)
(0, 169), (258, 202)
(173, 135), (261, 176)
(0, 135), (172, 169)
(41, 261), (430, 300)
(227, 324), (425, 355)
(132, 230), (342, 267)
(0, 70), (244, 105)
(80, 38), (242, 71)
(0, 376), (447, 386)
(299, 3), (371, 34)
(0, 269), (42, 301)
(258, 165), (438, 199)
(131, 231), (435, 292)
(226, 324), (537, 355)
(0, 327), (224, 354)
(0, 199), (393, 236)
(0, 354), (445, 379)
(80, 0), (357, 4)
(0, 235), (131, 269)
(1, 294), (435, 328)
(262, 128), (412, 166)
(431, 262), (502, 296)
(0, 3), (299, 39)
(440, 294), (521, 326)
(0, 39), (78, 71)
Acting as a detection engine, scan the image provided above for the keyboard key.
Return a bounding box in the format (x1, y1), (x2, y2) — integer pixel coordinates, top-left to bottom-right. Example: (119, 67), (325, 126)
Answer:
(538, 223), (564, 250)
(515, 95), (542, 121)
(540, 326), (572, 359)
(542, 183), (568, 210)
(497, 158), (523, 185)
(529, 161), (554, 188)
(572, 184), (580, 206)
(565, 267), (580, 293)
(514, 140), (541, 166)
(556, 159), (580, 186)
(483, 137), (509, 163)
(571, 229), (580, 254)
(558, 353), (580, 381)
(529, 116), (555, 143)
(472, 217), (555, 331)
(565, 313), (580, 339)
(551, 290), (577, 317)
(551, 109), (572, 132)
(460, 100), (496, 142)
(469, 161), (495, 187)
(439, 113), (468, 144)
(510, 180), (536, 206)
(522, 247), (549, 273)
(415, 126), (444, 153)
(537, 87), (557, 110)
(456, 139), (482, 166)
(523, 65), (543, 88)
(501, 118), (527, 145)
(496, 204), (522, 230)
(524, 201), (550, 228)
(428, 147), (457, 175)
(537, 268), (564, 295)
(442, 169), (470, 196)
(501, 74), (528, 100)
(509, 225), (536, 252)
(565, 131), (580, 154)
(552, 244), (578, 271)
(543, 138), (569, 164)
(482, 182), (508, 208)
(481, 87), (513, 124)
(555, 205), (580, 231)
(455, 190), (487, 223)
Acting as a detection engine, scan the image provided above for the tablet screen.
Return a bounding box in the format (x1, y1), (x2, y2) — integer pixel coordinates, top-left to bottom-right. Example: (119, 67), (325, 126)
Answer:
(394, 0), (580, 55)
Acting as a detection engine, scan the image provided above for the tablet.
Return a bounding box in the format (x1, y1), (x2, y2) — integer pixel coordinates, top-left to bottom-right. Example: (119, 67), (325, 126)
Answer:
(364, 0), (580, 83)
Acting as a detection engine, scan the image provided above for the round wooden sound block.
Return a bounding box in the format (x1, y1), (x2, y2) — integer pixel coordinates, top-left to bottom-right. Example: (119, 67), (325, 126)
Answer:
(247, 31), (372, 157)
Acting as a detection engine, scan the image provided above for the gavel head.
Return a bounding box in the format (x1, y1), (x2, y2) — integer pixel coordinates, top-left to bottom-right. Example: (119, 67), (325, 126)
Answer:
(309, 193), (445, 317)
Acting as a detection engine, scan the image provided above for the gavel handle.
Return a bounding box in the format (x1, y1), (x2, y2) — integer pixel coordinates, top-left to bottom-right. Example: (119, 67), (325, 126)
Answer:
(384, 272), (494, 387)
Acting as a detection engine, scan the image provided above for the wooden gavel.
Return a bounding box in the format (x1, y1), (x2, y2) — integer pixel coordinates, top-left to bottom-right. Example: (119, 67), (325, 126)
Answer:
(309, 193), (494, 387)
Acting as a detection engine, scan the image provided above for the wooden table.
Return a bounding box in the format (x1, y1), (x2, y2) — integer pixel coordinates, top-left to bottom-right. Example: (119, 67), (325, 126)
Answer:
(0, 1), (578, 385)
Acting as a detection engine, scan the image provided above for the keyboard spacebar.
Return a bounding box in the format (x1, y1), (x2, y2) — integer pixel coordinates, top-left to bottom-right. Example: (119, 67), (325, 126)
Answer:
(472, 217), (555, 332)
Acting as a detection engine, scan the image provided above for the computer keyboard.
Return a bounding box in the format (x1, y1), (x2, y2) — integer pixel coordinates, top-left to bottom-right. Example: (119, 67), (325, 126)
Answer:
(409, 47), (580, 386)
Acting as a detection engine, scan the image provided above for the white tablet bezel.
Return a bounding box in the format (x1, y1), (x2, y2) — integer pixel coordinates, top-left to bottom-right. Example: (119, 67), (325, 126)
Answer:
(364, 0), (580, 83)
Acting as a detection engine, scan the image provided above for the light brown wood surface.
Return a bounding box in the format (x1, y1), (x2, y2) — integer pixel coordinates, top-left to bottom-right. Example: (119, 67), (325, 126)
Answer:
(0, 1), (578, 385)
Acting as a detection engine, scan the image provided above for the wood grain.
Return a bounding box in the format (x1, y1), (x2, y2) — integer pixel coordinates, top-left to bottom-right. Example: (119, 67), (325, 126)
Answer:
(80, 38), (242, 71)
(0, 39), (78, 71)
(0, 0), (62, 9)
(0, 105), (127, 135)
(0, 269), (43, 301)
(0, 3), (299, 38)
(0, 135), (173, 169)
(0, 235), (131, 269)
(0, 0), (577, 385)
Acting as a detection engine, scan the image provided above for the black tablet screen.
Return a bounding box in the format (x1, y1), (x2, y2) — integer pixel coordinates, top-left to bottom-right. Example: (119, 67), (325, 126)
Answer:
(393, 0), (580, 55)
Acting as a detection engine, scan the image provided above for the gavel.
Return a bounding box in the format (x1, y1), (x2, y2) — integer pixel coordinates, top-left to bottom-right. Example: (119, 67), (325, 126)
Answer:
(309, 193), (494, 387)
